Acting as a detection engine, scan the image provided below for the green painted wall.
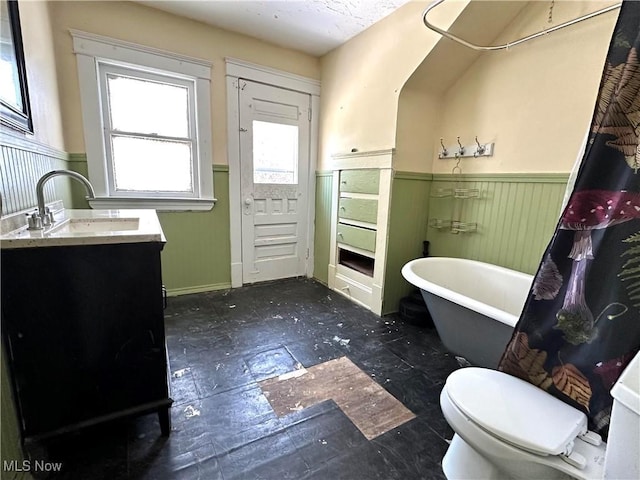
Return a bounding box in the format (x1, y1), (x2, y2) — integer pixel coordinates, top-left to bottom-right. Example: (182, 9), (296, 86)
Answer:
(67, 154), (92, 209)
(426, 174), (569, 275)
(314, 172), (333, 285)
(311, 171), (567, 314)
(158, 166), (231, 295)
(67, 157), (232, 295)
(383, 172), (432, 314)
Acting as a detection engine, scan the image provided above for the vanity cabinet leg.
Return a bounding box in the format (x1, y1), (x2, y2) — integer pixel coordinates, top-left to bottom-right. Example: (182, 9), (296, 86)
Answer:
(158, 407), (171, 436)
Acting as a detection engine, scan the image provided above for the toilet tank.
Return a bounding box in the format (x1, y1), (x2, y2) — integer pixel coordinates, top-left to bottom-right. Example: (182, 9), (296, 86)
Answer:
(604, 351), (640, 479)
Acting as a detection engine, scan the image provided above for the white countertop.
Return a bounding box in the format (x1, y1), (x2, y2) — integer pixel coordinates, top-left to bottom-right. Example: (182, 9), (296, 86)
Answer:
(1, 209), (166, 249)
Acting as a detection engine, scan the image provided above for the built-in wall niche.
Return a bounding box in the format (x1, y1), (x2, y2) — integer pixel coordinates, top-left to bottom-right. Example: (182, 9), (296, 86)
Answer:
(339, 248), (374, 277)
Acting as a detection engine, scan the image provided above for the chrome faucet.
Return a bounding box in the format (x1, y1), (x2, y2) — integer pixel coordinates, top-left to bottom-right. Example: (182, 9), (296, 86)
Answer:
(29, 170), (96, 230)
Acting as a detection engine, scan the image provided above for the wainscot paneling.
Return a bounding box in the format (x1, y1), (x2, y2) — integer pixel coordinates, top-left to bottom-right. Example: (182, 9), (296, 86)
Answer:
(158, 165), (231, 295)
(383, 171), (432, 314)
(0, 132), (72, 216)
(314, 171), (333, 285)
(425, 174), (569, 275)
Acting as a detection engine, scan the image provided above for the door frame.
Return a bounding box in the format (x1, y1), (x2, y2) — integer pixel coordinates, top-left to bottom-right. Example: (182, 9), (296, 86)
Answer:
(225, 58), (320, 287)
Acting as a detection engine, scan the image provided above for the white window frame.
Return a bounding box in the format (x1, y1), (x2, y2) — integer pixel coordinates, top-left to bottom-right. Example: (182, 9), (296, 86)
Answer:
(71, 30), (215, 210)
(99, 64), (199, 198)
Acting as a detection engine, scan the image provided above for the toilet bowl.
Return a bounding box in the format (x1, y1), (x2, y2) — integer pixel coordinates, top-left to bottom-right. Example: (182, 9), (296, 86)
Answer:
(439, 367), (608, 480)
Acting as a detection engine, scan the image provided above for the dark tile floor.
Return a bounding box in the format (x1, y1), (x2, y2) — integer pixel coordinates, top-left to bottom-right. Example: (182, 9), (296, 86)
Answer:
(44, 278), (460, 479)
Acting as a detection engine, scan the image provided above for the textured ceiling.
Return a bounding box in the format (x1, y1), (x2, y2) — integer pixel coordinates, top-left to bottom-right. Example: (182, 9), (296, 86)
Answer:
(137, 0), (413, 56)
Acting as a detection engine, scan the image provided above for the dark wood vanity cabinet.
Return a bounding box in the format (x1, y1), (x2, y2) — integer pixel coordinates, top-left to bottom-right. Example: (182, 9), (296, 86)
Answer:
(1, 242), (172, 444)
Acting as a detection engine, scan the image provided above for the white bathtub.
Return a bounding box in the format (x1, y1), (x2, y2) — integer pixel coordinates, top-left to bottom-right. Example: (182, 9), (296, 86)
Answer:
(401, 257), (534, 368)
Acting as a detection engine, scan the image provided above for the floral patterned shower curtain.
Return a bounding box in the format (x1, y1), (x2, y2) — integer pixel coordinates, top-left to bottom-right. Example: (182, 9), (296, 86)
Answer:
(498, 0), (640, 440)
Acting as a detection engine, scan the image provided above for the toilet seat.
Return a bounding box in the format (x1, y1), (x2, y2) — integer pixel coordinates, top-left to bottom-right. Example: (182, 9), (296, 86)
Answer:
(444, 367), (588, 457)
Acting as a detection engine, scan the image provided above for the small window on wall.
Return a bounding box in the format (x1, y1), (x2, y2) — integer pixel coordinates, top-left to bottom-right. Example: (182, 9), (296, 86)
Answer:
(72, 31), (214, 210)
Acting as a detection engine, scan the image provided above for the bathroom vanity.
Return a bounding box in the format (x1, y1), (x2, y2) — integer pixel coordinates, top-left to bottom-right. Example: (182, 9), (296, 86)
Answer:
(0, 209), (172, 446)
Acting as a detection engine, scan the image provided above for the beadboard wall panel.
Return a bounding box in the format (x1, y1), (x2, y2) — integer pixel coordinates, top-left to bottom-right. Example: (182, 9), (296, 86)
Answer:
(426, 174), (569, 275)
(314, 172), (333, 285)
(312, 172), (566, 314)
(383, 172), (432, 314)
(0, 141), (68, 215)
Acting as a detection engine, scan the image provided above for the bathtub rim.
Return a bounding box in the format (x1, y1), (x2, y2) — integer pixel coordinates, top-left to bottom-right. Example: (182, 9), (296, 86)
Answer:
(401, 257), (534, 328)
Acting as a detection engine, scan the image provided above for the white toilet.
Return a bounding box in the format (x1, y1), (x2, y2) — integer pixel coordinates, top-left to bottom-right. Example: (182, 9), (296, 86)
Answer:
(439, 352), (640, 480)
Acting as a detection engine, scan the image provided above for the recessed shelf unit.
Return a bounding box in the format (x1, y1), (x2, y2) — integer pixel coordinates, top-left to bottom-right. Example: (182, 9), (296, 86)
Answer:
(339, 248), (374, 277)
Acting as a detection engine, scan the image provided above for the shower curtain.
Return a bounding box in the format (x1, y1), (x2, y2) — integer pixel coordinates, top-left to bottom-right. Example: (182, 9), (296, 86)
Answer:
(498, 0), (640, 440)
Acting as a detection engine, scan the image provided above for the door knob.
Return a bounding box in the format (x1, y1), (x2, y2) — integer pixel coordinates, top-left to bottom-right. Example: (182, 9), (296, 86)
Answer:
(244, 197), (253, 205)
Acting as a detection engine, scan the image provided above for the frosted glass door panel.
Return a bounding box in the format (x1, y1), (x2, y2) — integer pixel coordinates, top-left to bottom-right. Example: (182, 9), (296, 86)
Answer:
(253, 121), (298, 184)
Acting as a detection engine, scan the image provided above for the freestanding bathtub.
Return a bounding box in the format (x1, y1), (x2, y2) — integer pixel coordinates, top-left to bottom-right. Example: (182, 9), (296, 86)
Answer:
(401, 257), (534, 369)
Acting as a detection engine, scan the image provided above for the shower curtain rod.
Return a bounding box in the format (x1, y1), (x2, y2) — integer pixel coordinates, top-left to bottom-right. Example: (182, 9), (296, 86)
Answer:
(423, 0), (622, 52)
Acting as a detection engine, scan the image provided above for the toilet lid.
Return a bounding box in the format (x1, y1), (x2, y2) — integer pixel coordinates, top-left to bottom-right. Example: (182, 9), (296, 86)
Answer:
(445, 367), (588, 456)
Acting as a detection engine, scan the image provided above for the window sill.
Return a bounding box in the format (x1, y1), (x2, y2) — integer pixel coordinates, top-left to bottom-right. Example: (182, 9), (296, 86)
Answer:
(88, 196), (216, 212)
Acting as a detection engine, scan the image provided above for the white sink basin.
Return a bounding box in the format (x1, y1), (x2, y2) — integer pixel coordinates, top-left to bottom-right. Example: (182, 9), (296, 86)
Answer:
(1, 209), (165, 248)
(48, 217), (140, 235)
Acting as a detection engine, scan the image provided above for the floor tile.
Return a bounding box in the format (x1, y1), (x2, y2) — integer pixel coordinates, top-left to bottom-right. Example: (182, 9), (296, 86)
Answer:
(35, 278), (460, 479)
(244, 346), (301, 381)
(189, 353), (255, 397)
(285, 336), (344, 367)
(217, 429), (308, 480)
(283, 400), (369, 467)
(260, 356), (416, 440)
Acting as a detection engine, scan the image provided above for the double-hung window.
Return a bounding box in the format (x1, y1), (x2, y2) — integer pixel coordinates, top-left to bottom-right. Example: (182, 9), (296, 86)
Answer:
(72, 30), (214, 210)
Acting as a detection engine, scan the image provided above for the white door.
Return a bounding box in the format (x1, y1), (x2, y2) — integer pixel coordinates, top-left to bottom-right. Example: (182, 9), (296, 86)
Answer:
(239, 80), (311, 284)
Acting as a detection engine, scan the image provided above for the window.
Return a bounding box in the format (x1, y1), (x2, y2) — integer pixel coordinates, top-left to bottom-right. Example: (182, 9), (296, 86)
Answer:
(101, 66), (196, 195)
(252, 120), (298, 184)
(72, 31), (214, 210)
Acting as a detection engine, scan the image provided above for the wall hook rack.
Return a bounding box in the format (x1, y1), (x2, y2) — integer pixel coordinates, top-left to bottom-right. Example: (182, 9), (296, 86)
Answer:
(438, 137), (495, 160)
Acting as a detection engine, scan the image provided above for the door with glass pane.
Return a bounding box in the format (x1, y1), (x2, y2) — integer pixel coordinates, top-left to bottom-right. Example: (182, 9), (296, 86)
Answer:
(239, 81), (310, 283)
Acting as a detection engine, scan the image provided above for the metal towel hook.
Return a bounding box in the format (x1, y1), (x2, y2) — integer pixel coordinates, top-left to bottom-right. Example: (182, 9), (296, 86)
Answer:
(474, 136), (486, 157)
(440, 138), (448, 157)
(456, 136), (465, 156)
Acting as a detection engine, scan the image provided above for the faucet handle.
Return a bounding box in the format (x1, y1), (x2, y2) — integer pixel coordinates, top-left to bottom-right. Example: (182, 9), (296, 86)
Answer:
(41, 207), (53, 227)
(27, 212), (43, 230)
(46, 207), (56, 225)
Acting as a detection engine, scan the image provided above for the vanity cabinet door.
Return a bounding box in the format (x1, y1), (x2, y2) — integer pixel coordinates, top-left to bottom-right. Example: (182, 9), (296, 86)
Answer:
(1, 242), (171, 440)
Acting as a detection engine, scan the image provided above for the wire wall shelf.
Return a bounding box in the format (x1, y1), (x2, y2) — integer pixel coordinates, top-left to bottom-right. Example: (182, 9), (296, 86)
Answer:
(431, 188), (481, 199)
